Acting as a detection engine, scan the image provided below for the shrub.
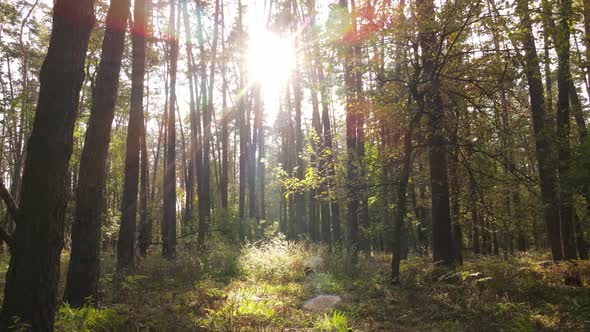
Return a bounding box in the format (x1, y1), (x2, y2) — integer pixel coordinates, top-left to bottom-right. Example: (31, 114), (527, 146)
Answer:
(54, 305), (127, 332)
(314, 310), (350, 332)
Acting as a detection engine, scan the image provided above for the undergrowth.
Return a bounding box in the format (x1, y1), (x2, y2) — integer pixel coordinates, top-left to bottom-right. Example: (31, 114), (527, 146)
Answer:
(0, 238), (587, 331)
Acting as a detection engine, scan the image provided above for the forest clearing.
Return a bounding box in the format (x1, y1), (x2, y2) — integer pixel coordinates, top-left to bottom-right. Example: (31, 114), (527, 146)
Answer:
(1, 0), (590, 330)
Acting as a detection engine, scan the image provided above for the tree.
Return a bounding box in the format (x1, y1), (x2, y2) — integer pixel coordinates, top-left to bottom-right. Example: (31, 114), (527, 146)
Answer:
(417, 0), (455, 265)
(163, 0), (178, 259)
(118, 0), (148, 271)
(0, 0), (96, 328)
(340, 0), (360, 253)
(516, 0), (563, 260)
(220, 0), (229, 211)
(555, 0), (577, 259)
(65, 0), (130, 306)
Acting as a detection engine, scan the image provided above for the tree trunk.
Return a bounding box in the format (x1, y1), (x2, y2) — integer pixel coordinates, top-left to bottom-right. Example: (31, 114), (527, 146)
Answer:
(417, 0), (455, 265)
(317, 47), (339, 244)
(117, 0), (147, 271)
(163, 0), (178, 259)
(199, 0), (220, 243)
(392, 111), (421, 283)
(139, 116), (151, 256)
(555, 0), (577, 259)
(237, 0), (247, 240)
(220, 0), (229, 210)
(293, 69), (306, 238)
(65, 0), (129, 307)
(0, 0), (96, 328)
(516, 0), (563, 260)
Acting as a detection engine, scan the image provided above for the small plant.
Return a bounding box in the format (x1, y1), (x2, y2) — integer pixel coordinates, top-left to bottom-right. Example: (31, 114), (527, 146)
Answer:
(239, 237), (311, 282)
(54, 305), (127, 332)
(314, 310), (350, 332)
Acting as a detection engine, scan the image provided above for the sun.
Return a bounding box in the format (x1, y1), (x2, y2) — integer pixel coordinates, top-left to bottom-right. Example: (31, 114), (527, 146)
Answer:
(247, 29), (296, 91)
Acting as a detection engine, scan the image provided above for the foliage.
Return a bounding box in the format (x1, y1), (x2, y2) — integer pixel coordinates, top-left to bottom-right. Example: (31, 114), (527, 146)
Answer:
(314, 311), (350, 332)
(239, 236), (314, 282)
(54, 305), (127, 332)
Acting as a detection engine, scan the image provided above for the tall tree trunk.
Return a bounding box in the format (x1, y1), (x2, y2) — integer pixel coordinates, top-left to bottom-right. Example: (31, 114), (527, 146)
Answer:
(315, 31), (339, 243)
(237, 0), (246, 240)
(350, 0), (370, 255)
(139, 116), (151, 256)
(248, 86), (258, 222)
(117, 0), (148, 271)
(449, 132), (463, 265)
(417, 0), (455, 265)
(220, 0), (229, 210)
(555, 0), (577, 259)
(65, 0), (129, 307)
(516, 0), (563, 261)
(581, 0), (590, 91)
(0, 0), (96, 328)
(339, 0), (360, 252)
(254, 85), (264, 222)
(181, 0), (197, 234)
(198, 0), (220, 244)
(293, 66), (305, 237)
(163, 0), (178, 259)
(391, 111), (421, 283)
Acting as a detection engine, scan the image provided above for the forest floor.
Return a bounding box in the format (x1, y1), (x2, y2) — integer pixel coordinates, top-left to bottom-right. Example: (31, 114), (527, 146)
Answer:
(1, 237), (590, 331)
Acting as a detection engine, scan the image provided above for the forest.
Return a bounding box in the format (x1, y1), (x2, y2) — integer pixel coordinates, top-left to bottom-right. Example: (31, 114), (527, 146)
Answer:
(1, 0), (590, 330)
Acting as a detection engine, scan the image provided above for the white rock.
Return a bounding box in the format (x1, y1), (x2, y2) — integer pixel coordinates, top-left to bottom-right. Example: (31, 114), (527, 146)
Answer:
(302, 295), (342, 312)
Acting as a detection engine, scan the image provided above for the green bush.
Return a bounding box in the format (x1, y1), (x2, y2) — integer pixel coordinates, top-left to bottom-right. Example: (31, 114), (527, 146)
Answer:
(314, 310), (350, 332)
(239, 237), (311, 282)
(54, 305), (127, 332)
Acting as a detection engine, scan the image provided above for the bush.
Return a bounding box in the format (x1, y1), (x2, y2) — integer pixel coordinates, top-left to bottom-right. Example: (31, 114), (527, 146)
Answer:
(239, 236), (313, 282)
(314, 310), (350, 332)
(54, 305), (127, 332)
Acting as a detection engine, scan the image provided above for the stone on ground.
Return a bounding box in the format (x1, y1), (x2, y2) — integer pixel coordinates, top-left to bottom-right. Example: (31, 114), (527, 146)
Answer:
(302, 295), (342, 312)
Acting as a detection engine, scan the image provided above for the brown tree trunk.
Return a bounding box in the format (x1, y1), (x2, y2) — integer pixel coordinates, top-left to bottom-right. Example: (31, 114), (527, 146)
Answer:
(392, 111), (421, 283)
(516, 0), (563, 260)
(293, 64), (305, 237)
(316, 45), (339, 244)
(181, 0), (196, 234)
(163, 0), (178, 259)
(117, 0), (147, 271)
(65, 0), (129, 307)
(198, 0), (220, 243)
(237, 0), (246, 240)
(0, 0), (96, 328)
(220, 0), (229, 210)
(339, 0), (360, 253)
(417, 0), (455, 265)
(139, 117), (151, 256)
(555, 0), (577, 259)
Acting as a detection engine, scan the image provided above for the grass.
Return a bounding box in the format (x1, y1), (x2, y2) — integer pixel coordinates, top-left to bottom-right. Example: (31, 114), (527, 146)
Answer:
(0, 239), (589, 331)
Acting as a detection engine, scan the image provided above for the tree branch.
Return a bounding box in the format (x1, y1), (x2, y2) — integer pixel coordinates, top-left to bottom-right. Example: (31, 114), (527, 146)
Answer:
(0, 180), (17, 250)
(0, 226), (15, 251)
(0, 179), (18, 222)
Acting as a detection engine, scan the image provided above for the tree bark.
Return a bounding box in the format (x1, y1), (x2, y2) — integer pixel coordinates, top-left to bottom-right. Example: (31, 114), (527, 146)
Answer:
(118, 0), (148, 270)
(163, 0), (178, 259)
(139, 116), (151, 256)
(65, 0), (129, 307)
(220, 0), (229, 210)
(392, 111), (421, 283)
(198, 0), (220, 244)
(417, 0), (455, 265)
(0, 0), (96, 328)
(516, 0), (563, 261)
(555, 0), (577, 259)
